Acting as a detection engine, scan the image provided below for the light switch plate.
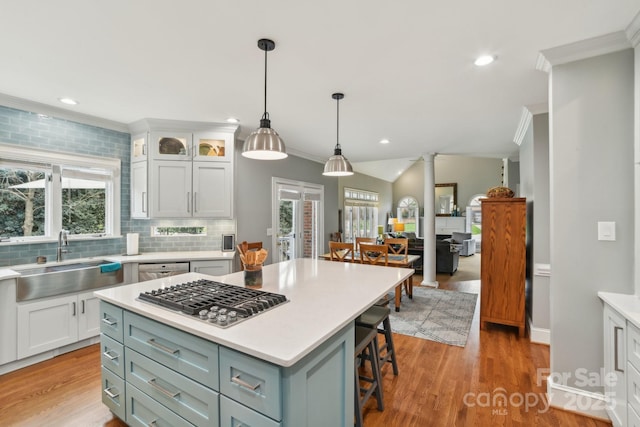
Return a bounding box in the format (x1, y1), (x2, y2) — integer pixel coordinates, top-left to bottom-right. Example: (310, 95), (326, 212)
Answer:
(597, 221), (616, 241)
(266, 228), (273, 236)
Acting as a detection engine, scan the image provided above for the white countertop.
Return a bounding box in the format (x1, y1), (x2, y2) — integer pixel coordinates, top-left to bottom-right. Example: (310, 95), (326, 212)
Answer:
(599, 291), (640, 329)
(104, 250), (235, 264)
(95, 258), (413, 367)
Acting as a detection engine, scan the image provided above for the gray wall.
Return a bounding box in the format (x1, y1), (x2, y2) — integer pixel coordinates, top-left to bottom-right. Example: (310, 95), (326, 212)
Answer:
(392, 155), (503, 215)
(550, 49), (634, 391)
(519, 112), (551, 333)
(234, 143), (339, 267)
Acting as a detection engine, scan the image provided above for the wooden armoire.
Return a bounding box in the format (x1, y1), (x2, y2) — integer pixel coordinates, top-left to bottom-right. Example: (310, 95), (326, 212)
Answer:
(480, 197), (526, 337)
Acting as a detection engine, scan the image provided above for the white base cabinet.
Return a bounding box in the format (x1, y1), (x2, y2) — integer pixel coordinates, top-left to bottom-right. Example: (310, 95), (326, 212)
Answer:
(603, 303), (627, 427)
(17, 290), (100, 359)
(190, 260), (232, 276)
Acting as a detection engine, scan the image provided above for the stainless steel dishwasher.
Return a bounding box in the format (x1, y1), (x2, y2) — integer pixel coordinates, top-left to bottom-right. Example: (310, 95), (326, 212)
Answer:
(138, 262), (190, 282)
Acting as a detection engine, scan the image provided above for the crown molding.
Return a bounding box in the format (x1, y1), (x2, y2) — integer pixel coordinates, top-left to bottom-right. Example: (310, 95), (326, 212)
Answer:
(626, 9), (640, 47)
(513, 103), (548, 146)
(0, 92), (129, 133)
(537, 31), (631, 70)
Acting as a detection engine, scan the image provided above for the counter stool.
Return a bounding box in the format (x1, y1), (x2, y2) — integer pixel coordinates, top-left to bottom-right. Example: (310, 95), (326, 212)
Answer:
(356, 305), (399, 376)
(354, 325), (384, 427)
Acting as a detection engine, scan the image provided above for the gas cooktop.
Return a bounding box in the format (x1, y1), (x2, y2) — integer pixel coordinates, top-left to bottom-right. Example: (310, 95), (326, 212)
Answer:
(138, 279), (288, 328)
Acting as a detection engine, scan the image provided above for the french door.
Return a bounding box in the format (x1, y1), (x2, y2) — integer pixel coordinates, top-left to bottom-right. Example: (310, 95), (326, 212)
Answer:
(272, 178), (324, 262)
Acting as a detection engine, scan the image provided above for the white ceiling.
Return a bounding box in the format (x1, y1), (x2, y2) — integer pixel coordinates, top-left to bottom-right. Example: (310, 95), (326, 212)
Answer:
(1, 1), (639, 182)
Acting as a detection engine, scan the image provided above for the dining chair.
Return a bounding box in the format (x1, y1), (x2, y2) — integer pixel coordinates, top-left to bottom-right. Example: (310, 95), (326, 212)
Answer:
(355, 237), (377, 253)
(358, 242), (388, 265)
(384, 237), (413, 300)
(236, 241), (263, 271)
(357, 242), (399, 376)
(328, 241), (354, 263)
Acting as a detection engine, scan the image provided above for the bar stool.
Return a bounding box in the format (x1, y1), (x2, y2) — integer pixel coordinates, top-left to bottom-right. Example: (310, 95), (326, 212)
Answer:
(354, 325), (384, 427)
(356, 305), (399, 376)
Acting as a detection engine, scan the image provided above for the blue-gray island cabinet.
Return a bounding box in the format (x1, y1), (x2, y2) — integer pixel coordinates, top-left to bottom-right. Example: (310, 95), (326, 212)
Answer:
(95, 258), (413, 426)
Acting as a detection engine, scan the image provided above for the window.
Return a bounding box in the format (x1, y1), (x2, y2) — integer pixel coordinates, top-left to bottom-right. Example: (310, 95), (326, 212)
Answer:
(0, 143), (121, 242)
(343, 187), (379, 243)
(397, 196), (420, 236)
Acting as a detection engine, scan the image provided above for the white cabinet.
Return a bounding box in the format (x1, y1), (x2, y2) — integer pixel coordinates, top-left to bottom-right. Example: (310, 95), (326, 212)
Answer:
(604, 303), (627, 427)
(190, 260), (232, 276)
(130, 161), (147, 218)
(78, 290), (101, 340)
(149, 160), (232, 218)
(0, 279), (17, 365)
(17, 291), (100, 359)
(129, 121), (237, 219)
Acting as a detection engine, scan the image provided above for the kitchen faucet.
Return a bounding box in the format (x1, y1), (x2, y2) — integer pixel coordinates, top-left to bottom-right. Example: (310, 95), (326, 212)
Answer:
(57, 229), (69, 262)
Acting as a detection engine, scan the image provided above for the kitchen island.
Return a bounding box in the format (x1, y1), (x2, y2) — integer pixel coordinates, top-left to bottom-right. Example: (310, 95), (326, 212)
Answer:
(95, 258), (413, 427)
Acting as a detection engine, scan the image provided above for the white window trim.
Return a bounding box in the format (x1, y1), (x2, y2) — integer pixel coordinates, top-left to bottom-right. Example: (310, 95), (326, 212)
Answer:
(0, 143), (121, 243)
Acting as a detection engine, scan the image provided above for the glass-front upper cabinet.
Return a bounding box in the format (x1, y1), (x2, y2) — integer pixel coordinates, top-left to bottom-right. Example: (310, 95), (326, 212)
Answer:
(149, 131), (192, 160)
(131, 133), (148, 162)
(193, 131), (234, 162)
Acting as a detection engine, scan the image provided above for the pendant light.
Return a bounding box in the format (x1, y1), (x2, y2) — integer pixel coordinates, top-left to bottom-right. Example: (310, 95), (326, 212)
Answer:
(323, 92), (354, 176)
(242, 38), (287, 160)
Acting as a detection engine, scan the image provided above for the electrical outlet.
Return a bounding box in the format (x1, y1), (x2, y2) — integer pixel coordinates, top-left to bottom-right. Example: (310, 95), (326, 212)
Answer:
(597, 221), (615, 241)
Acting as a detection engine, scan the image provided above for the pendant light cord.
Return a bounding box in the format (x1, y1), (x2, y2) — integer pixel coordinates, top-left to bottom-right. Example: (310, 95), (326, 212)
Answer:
(263, 46), (269, 121)
(335, 97), (340, 149)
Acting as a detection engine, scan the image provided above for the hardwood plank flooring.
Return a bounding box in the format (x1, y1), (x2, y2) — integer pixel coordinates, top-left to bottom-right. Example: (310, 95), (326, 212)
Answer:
(0, 279), (611, 426)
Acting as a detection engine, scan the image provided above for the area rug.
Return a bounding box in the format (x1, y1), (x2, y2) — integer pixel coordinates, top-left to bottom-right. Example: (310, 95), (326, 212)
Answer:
(388, 287), (478, 347)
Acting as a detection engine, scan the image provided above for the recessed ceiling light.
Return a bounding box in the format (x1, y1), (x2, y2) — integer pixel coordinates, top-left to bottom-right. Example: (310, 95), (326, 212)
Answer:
(474, 55), (495, 66)
(379, 139), (390, 144)
(58, 97), (78, 105)
(226, 117), (239, 124)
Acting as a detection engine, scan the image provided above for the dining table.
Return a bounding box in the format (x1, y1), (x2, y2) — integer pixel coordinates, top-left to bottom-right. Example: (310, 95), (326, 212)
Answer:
(319, 251), (419, 311)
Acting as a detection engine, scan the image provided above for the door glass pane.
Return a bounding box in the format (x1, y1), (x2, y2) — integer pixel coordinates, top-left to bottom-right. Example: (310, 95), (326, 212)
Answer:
(278, 199), (294, 262)
(198, 138), (226, 157)
(158, 137), (188, 156)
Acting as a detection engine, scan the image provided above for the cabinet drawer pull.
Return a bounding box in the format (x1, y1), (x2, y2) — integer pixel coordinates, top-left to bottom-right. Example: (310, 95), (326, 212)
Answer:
(101, 317), (117, 326)
(187, 192), (191, 213)
(614, 326), (624, 373)
(147, 378), (180, 399)
(72, 301), (76, 316)
(104, 387), (119, 399)
(147, 338), (179, 355)
(103, 350), (119, 361)
(231, 374), (261, 391)
(148, 421), (157, 427)
(142, 191), (147, 213)
(81, 300), (85, 314)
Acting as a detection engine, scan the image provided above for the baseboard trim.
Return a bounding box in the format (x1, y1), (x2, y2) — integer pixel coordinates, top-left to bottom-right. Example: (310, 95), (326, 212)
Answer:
(527, 317), (550, 344)
(547, 378), (610, 421)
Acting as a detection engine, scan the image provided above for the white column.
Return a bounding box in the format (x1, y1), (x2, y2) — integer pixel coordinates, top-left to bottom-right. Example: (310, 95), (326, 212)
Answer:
(422, 153), (438, 287)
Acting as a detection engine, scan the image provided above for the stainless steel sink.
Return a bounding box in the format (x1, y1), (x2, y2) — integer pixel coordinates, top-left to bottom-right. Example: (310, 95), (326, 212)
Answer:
(16, 259), (124, 301)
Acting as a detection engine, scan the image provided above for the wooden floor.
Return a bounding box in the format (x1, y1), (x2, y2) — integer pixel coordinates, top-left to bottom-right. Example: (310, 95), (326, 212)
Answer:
(0, 279), (611, 427)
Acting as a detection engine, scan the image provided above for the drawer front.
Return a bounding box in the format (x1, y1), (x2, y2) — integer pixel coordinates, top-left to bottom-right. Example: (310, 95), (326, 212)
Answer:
(101, 333), (125, 377)
(629, 362), (640, 417)
(219, 347), (281, 421)
(124, 311), (219, 390)
(126, 383), (197, 427)
(629, 322), (640, 371)
(126, 348), (219, 426)
(100, 301), (124, 342)
(220, 395), (281, 427)
(102, 366), (126, 421)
